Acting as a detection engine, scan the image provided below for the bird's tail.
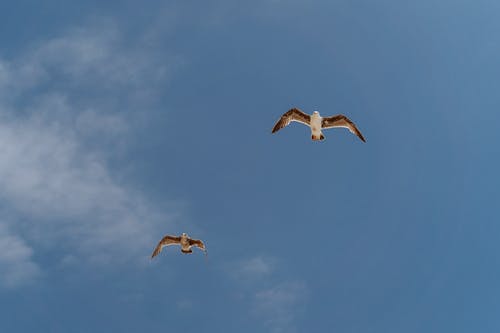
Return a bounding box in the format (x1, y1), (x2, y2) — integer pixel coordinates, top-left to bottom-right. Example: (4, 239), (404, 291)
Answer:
(311, 133), (325, 141)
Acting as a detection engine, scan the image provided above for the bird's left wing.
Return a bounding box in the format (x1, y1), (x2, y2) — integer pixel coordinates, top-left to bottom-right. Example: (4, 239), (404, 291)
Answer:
(321, 115), (366, 142)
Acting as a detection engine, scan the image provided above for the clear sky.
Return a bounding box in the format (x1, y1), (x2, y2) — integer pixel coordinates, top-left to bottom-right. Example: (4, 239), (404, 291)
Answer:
(0, 1), (499, 332)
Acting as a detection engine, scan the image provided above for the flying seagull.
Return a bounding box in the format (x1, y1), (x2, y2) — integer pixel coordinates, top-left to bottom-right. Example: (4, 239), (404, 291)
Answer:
(271, 108), (366, 142)
(151, 233), (207, 258)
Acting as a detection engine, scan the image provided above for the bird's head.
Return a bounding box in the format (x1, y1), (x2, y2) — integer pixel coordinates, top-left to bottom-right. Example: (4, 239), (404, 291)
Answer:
(181, 232), (188, 237)
(313, 111), (319, 115)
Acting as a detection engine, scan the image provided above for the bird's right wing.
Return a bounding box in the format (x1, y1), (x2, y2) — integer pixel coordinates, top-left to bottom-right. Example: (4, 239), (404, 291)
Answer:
(271, 108), (311, 133)
(188, 238), (207, 255)
(151, 235), (182, 258)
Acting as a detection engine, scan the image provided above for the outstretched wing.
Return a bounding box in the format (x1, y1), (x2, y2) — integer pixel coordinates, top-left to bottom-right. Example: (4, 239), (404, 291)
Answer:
(321, 115), (366, 142)
(271, 108), (311, 133)
(188, 238), (207, 255)
(151, 235), (182, 258)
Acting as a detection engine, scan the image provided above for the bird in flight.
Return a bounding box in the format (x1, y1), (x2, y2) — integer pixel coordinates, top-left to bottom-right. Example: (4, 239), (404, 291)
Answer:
(151, 233), (207, 258)
(271, 108), (366, 142)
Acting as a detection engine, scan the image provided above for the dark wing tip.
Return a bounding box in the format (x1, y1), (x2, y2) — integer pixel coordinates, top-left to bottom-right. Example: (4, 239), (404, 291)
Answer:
(151, 241), (165, 259)
(353, 124), (366, 142)
(345, 117), (366, 143)
(271, 118), (285, 134)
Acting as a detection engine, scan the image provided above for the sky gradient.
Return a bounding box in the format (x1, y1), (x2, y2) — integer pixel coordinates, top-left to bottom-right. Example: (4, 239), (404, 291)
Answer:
(0, 1), (499, 332)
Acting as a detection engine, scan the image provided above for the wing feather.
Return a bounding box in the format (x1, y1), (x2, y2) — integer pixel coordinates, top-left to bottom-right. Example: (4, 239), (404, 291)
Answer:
(321, 115), (366, 142)
(271, 108), (311, 133)
(151, 235), (182, 258)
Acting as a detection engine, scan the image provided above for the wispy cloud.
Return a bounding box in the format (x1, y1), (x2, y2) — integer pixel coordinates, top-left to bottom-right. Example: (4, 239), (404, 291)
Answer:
(0, 226), (40, 288)
(0, 20), (180, 285)
(176, 298), (194, 310)
(231, 255), (275, 280)
(229, 255), (307, 332)
(254, 281), (308, 333)
(28, 23), (170, 95)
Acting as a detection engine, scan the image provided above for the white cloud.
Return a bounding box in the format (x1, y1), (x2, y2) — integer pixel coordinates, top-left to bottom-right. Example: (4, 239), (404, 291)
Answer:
(1, 20), (178, 110)
(0, 20), (179, 285)
(232, 256), (275, 280)
(28, 23), (169, 91)
(0, 225), (40, 288)
(254, 281), (308, 333)
(229, 255), (307, 332)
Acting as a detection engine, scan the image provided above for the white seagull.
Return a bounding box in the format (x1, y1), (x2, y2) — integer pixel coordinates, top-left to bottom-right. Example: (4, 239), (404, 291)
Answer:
(151, 233), (207, 258)
(271, 108), (366, 142)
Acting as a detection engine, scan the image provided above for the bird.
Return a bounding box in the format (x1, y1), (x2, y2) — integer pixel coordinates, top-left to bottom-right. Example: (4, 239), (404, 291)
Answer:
(151, 233), (207, 258)
(271, 108), (366, 142)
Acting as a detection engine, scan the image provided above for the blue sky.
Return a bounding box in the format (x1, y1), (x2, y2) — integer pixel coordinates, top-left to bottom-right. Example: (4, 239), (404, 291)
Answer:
(0, 0), (499, 332)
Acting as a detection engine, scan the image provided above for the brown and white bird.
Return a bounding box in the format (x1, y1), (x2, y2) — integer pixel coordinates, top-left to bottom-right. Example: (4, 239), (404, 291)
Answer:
(151, 233), (207, 258)
(271, 108), (366, 142)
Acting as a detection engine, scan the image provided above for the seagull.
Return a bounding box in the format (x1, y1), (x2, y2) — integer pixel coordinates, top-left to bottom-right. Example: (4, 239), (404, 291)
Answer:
(271, 108), (366, 142)
(151, 233), (207, 258)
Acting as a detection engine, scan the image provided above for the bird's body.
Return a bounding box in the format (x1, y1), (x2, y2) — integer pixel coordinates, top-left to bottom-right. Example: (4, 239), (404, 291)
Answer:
(271, 108), (366, 142)
(310, 111), (324, 141)
(151, 233), (207, 258)
(179, 234), (192, 253)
